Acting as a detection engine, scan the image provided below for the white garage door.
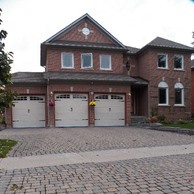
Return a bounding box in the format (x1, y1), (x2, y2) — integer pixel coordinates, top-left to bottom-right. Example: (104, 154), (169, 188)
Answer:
(95, 94), (125, 126)
(12, 96), (45, 128)
(55, 93), (88, 127)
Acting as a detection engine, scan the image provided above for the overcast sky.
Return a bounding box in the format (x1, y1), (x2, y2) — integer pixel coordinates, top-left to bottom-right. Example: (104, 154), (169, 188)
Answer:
(1, 0), (194, 73)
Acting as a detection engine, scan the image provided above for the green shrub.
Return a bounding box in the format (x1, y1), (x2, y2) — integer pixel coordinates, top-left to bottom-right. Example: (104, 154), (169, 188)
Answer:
(157, 114), (166, 122)
(178, 119), (188, 124)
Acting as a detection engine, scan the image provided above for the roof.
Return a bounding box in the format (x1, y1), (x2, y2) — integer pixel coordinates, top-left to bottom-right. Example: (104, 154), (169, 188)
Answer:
(126, 46), (140, 54)
(141, 37), (194, 52)
(10, 72), (148, 85)
(11, 72), (46, 84)
(44, 72), (138, 84)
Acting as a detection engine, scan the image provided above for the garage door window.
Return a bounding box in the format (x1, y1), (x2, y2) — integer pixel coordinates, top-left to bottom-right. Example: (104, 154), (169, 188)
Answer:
(14, 96), (27, 101)
(95, 95), (108, 99)
(30, 96), (44, 101)
(111, 95), (123, 100)
(73, 94), (87, 99)
(56, 94), (70, 99)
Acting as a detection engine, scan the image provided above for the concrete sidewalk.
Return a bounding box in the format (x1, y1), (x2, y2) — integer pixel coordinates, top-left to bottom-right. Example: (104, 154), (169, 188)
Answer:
(0, 144), (193, 170)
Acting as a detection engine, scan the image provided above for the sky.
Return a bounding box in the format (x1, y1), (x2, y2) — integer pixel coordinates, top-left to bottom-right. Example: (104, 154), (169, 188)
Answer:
(1, 0), (194, 73)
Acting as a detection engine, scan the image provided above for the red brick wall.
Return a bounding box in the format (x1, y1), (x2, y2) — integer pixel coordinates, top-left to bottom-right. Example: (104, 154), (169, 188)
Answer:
(58, 19), (114, 44)
(46, 48), (123, 74)
(139, 49), (191, 120)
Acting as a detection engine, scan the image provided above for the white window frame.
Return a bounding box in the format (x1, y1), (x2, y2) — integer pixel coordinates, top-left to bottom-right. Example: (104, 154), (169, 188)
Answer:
(174, 55), (184, 70)
(158, 81), (168, 106)
(174, 83), (184, 106)
(100, 55), (111, 70)
(81, 53), (93, 69)
(61, 53), (74, 69)
(157, 54), (168, 69)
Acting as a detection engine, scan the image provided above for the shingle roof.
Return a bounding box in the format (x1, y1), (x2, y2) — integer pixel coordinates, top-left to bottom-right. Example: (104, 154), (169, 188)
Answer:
(126, 46), (140, 54)
(145, 37), (193, 51)
(44, 71), (138, 83)
(11, 72), (46, 84)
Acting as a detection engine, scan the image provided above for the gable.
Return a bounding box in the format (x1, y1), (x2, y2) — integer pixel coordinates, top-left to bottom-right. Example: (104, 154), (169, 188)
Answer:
(58, 19), (113, 45)
(44, 13), (126, 48)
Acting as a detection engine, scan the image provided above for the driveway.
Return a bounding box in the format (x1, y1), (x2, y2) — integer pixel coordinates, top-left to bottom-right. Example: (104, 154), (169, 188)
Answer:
(0, 127), (193, 157)
(0, 127), (194, 194)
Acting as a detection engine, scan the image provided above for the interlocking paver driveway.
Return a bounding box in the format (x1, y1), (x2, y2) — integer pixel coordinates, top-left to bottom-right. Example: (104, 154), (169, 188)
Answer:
(0, 127), (193, 157)
(0, 127), (194, 194)
(0, 154), (193, 193)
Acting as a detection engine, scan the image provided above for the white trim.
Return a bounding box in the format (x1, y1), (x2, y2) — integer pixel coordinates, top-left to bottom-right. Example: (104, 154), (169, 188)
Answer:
(158, 81), (168, 106)
(157, 54), (168, 69)
(81, 53), (93, 69)
(61, 52), (74, 69)
(174, 82), (184, 106)
(174, 55), (184, 70)
(100, 55), (112, 70)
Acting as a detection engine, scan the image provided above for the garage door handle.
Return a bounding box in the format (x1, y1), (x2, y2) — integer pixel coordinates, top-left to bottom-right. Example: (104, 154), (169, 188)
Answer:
(82, 119), (88, 120)
(13, 120), (19, 122)
(119, 118), (125, 120)
(39, 120), (45, 121)
(55, 119), (62, 121)
(95, 119), (100, 120)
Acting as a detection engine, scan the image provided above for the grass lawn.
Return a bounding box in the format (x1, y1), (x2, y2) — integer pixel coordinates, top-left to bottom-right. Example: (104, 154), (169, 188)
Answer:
(163, 123), (194, 129)
(0, 139), (17, 158)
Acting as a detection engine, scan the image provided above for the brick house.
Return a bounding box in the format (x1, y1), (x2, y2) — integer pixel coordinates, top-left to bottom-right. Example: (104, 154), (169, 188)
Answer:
(6, 14), (194, 128)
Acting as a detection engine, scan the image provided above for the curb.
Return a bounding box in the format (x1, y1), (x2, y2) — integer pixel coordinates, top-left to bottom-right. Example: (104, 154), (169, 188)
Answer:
(143, 125), (194, 135)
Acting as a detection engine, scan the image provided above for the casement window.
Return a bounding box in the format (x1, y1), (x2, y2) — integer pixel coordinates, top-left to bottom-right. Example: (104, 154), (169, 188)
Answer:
(158, 54), (168, 69)
(81, 53), (93, 69)
(61, 53), (74, 69)
(174, 55), (184, 70)
(158, 81), (168, 105)
(174, 83), (184, 106)
(100, 55), (111, 70)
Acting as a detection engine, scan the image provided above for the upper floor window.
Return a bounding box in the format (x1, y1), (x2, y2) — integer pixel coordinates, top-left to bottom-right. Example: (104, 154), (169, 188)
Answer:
(100, 55), (111, 70)
(174, 82), (184, 106)
(158, 54), (168, 69)
(174, 55), (184, 70)
(158, 81), (168, 105)
(61, 53), (74, 69)
(81, 53), (93, 69)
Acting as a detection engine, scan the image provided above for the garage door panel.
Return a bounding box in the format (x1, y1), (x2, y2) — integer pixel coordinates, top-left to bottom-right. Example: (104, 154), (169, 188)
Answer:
(12, 96), (45, 128)
(95, 94), (125, 126)
(55, 93), (88, 127)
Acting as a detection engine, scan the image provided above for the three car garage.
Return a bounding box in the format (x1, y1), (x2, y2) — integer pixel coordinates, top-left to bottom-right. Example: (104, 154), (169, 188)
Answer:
(12, 93), (125, 128)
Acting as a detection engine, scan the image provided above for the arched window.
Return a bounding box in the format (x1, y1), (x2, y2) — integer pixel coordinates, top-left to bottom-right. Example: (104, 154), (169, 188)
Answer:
(158, 81), (168, 105)
(174, 83), (184, 106)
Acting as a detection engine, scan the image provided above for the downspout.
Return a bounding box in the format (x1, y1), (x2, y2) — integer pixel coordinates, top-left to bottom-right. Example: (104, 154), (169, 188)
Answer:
(148, 83), (150, 118)
(47, 78), (50, 128)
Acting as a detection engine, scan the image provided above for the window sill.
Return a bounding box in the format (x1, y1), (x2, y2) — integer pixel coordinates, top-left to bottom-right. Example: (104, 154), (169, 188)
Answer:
(100, 69), (112, 71)
(158, 104), (170, 107)
(174, 105), (185, 107)
(61, 67), (75, 69)
(157, 68), (169, 70)
(174, 69), (185, 72)
(81, 68), (94, 70)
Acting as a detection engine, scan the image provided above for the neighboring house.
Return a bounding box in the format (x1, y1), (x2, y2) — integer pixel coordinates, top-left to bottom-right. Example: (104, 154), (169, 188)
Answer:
(191, 59), (194, 115)
(6, 14), (194, 128)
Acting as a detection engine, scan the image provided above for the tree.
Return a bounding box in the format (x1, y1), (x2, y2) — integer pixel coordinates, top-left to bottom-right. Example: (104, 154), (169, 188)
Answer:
(0, 8), (17, 114)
